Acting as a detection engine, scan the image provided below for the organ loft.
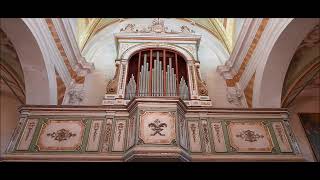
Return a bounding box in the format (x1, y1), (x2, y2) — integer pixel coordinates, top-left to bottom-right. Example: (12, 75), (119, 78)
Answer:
(1, 18), (319, 162)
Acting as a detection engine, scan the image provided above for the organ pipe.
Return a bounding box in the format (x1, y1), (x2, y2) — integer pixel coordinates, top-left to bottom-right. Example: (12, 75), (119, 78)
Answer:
(125, 49), (190, 100)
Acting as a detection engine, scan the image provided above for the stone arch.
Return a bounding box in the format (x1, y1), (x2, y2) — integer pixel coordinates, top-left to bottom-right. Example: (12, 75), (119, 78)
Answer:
(1, 18), (57, 105)
(253, 18), (319, 108)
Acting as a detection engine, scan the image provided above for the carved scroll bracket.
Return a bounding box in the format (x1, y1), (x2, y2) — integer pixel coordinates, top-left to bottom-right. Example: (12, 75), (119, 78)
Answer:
(226, 83), (246, 107)
(63, 80), (85, 105)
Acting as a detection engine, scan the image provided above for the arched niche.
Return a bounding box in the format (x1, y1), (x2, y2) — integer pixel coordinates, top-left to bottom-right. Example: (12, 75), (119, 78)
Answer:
(253, 18), (319, 108)
(1, 18), (57, 105)
(121, 43), (195, 61)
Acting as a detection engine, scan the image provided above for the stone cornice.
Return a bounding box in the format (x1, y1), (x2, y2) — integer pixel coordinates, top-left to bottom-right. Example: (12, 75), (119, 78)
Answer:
(217, 18), (262, 81)
(51, 18), (95, 76)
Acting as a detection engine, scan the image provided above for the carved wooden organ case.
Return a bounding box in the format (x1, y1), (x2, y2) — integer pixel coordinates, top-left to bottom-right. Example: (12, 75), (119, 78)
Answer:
(103, 20), (211, 107)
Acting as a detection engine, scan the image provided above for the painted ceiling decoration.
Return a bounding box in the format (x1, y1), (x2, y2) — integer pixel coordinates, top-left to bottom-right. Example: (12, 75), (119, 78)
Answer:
(76, 18), (235, 54)
(281, 25), (320, 107)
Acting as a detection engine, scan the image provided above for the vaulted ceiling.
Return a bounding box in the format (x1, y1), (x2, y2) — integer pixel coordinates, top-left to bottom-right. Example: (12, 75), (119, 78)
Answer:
(75, 18), (238, 54)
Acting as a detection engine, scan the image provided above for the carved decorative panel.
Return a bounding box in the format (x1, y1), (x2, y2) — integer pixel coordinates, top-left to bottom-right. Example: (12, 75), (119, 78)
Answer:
(201, 120), (211, 153)
(36, 120), (85, 151)
(16, 119), (38, 151)
(139, 111), (176, 144)
(101, 119), (113, 152)
(127, 116), (136, 149)
(178, 114), (187, 149)
(211, 122), (227, 152)
(112, 120), (127, 152)
(187, 121), (202, 152)
(86, 120), (103, 152)
(272, 122), (292, 152)
(227, 122), (273, 152)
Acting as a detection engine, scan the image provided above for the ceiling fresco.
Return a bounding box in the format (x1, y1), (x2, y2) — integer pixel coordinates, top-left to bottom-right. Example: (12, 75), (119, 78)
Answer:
(75, 18), (238, 54)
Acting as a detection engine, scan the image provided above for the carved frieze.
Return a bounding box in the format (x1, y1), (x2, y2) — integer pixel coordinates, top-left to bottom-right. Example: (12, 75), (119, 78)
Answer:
(227, 122), (273, 152)
(119, 18), (195, 35)
(36, 120), (85, 151)
(139, 111), (176, 144)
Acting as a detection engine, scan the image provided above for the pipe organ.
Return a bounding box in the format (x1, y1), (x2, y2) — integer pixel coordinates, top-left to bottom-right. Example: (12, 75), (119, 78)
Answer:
(125, 49), (190, 100)
(103, 18), (212, 107)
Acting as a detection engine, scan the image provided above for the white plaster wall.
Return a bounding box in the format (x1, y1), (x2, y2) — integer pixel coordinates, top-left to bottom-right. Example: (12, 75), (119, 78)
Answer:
(82, 71), (109, 105)
(80, 18), (233, 106)
(207, 71), (238, 108)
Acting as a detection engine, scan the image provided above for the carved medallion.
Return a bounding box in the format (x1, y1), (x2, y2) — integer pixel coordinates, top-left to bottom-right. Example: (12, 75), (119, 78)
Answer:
(47, 129), (76, 142)
(236, 130), (264, 142)
(139, 111), (175, 144)
(148, 119), (167, 136)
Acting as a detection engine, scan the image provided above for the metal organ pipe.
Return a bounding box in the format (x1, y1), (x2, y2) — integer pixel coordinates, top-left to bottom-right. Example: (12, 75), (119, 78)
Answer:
(126, 50), (190, 100)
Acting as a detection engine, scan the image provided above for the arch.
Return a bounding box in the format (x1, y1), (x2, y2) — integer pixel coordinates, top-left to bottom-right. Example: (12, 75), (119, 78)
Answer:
(253, 18), (319, 108)
(1, 18), (57, 105)
(121, 43), (195, 61)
